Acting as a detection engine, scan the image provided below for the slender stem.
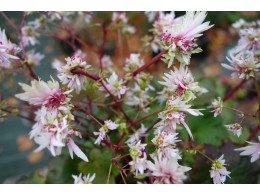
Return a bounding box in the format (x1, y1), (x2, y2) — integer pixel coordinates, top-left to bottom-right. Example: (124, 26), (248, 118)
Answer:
(107, 151), (116, 184)
(89, 114), (104, 126)
(133, 109), (164, 125)
(223, 106), (243, 113)
(132, 50), (167, 77)
(223, 79), (248, 102)
(196, 149), (214, 162)
(244, 125), (260, 146)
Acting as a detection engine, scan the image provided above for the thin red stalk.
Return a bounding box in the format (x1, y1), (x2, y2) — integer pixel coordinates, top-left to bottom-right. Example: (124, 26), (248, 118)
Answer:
(133, 109), (164, 125)
(244, 125), (260, 146)
(17, 55), (38, 80)
(0, 11), (19, 32)
(132, 50), (167, 77)
(223, 79), (248, 102)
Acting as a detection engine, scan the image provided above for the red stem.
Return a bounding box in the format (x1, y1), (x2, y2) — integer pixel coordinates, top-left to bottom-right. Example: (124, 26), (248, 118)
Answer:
(132, 50), (167, 77)
(244, 125), (260, 146)
(223, 79), (248, 102)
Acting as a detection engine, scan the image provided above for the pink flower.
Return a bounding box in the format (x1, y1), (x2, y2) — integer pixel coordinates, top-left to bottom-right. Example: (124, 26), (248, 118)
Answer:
(56, 55), (91, 94)
(152, 130), (180, 159)
(235, 136), (260, 163)
(21, 25), (39, 46)
(126, 124), (147, 144)
(221, 53), (260, 79)
(101, 55), (113, 68)
(27, 51), (44, 66)
(94, 120), (119, 145)
(210, 155), (231, 184)
(158, 65), (201, 99)
(0, 28), (19, 68)
(99, 72), (128, 99)
(128, 141), (147, 175)
(147, 152), (191, 184)
(15, 78), (61, 105)
(225, 123), (242, 137)
(209, 97), (223, 117)
(72, 173), (95, 184)
(159, 11), (213, 66)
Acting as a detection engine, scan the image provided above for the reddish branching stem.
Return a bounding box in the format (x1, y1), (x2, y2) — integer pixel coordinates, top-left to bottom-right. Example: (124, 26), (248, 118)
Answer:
(132, 50), (167, 77)
(223, 79), (248, 102)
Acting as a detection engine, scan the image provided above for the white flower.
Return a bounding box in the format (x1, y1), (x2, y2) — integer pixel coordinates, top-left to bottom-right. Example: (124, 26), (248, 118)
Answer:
(147, 152), (191, 184)
(129, 153), (147, 175)
(167, 96), (203, 116)
(101, 55), (113, 68)
(210, 155), (231, 184)
(209, 97), (223, 117)
(152, 130), (180, 159)
(55, 55), (91, 94)
(225, 123), (242, 137)
(126, 124), (147, 144)
(72, 173), (95, 184)
(128, 141), (147, 175)
(221, 52), (260, 79)
(129, 140), (147, 159)
(94, 120), (119, 145)
(235, 27), (260, 53)
(159, 11), (213, 66)
(235, 136), (260, 163)
(99, 72), (128, 99)
(0, 28), (19, 68)
(158, 65), (201, 99)
(21, 25), (39, 46)
(27, 51), (44, 66)
(124, 53), (144, 71)
(15, 78), (61, 105)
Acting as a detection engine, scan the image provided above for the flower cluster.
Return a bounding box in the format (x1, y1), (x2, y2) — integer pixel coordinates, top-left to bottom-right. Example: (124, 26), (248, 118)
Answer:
(222, 19), (260, 79)
(0, 28), (20, 68)
(15, 78), (88, 162)
(152, 11), (213, 67)
(54, 55), (91, 94)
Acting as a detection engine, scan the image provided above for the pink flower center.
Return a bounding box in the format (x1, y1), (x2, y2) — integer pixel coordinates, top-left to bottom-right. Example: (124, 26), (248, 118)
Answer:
(45, 89), (68, 109)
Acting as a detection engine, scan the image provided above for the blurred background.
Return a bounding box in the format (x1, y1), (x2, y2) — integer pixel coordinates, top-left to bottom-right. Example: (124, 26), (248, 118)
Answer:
(1, 11), (260, 184)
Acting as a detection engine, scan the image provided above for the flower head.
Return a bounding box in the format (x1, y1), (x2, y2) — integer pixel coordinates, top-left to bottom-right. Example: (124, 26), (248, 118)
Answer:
(147, 152), (191, 184)
(221, 53), (260, 79)
(159, 11), (213, 66)
(21, 25), (39, 46)
(27, 51), (44, 66)
(55, 55), (91, 94)
(0, 28), (19, 68)
(99, 72), (128, 99)
(126, 124), (147, 144)
(209, 97), (223, 117)
(72, 173), (95, 184)
(152, 130), (180, 159)
(94, 120), (119, 145)
(210, 155), (231, 184)
(225, 123), (242, 137)
(158, 65), (201, 99)
(128, 141), (147, 175)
